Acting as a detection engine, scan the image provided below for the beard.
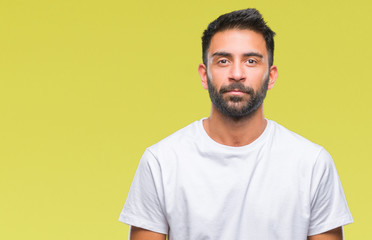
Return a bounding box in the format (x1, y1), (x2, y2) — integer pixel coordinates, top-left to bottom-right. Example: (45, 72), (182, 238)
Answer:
(207, 76), (269, 120)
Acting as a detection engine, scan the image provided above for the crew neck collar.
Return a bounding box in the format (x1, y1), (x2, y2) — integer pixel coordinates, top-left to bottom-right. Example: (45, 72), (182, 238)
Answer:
(198, 117), (272, 152)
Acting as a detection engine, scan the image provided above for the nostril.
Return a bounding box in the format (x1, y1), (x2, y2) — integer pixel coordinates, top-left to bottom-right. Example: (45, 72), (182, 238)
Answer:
(229, 66), (246, 81)
(229, 75), (246, 82)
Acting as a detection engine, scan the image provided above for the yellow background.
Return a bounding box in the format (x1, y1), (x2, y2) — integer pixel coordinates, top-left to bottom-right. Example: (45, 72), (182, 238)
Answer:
(1, 0), (370, 239)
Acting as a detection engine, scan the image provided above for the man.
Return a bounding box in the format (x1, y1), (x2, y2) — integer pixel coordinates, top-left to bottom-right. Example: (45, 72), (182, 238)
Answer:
(119, 8), (353, 240)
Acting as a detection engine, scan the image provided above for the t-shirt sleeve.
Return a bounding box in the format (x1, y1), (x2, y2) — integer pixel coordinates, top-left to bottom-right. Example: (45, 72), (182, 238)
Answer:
(118, 149), (169, 234)
(308, 148), (353, 236)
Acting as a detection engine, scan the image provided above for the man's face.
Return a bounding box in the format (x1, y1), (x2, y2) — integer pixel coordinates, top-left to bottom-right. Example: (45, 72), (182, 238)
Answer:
(199, 29), (277, 119)
(207, 71), (269, 119)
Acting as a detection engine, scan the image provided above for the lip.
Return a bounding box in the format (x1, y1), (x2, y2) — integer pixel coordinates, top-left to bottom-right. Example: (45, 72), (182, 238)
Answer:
(226, 90), (246, 95)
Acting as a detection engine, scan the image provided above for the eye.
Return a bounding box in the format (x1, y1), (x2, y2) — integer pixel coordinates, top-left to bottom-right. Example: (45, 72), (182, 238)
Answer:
(217, 59), (229, 65)
(246, 59), (257, 64)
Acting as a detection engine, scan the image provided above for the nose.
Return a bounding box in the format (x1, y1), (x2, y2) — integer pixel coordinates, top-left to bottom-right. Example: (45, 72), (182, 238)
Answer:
(229, 63), (246, 82)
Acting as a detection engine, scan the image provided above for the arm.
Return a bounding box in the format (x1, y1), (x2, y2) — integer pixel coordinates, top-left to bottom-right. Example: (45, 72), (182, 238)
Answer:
(308, 149), (352, 238)
(307, 227), (343, 240)
(130, 226), (166, 240)
(119, 150), (169, 238)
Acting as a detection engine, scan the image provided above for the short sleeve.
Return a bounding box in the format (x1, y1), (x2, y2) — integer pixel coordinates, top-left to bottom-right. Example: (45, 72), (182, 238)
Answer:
(308, 148), (353, 236)
(118, 149), (169, 234)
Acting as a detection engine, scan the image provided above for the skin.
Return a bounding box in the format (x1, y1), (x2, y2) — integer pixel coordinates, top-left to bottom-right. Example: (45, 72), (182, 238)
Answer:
(198, 29), (278, 147)
(129, 226), (343, 240)
(308, 227), (343, 240)
(129, 29), (343, 240)
(130, 226), (166, 240)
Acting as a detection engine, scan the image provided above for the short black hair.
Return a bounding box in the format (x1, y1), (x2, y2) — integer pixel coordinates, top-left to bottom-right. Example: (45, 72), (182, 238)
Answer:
(202, 8), (276, 67)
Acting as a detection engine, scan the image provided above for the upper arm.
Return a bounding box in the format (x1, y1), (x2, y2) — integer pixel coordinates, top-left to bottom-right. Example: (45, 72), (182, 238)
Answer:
(307, 227), (343, 240)
(119, 150), (169, 234)
(308, 149), (353, 235)
(130, 226), (166, 240)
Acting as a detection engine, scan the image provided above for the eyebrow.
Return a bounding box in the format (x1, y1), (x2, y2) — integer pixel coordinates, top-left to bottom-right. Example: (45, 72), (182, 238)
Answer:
(211, 51), (264, 59)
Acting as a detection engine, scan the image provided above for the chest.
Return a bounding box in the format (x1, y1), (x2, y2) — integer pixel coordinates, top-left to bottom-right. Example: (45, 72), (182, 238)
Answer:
(163, 152), (311, 221)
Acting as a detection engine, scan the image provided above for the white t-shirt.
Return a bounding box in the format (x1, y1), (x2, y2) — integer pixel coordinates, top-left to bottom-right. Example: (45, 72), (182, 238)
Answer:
(119, 119), (353, 239)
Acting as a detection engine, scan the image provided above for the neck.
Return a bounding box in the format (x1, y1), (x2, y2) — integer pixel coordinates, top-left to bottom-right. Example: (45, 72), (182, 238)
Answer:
(203, 104), (267, 147)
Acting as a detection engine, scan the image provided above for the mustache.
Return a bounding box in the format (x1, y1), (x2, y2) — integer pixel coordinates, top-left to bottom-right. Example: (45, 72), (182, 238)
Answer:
(219, 83), (254, 94)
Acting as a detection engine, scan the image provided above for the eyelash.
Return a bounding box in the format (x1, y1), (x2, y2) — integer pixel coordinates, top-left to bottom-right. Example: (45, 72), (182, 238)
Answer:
(217, 59), (257, 65)
(218, 59), (228, 64)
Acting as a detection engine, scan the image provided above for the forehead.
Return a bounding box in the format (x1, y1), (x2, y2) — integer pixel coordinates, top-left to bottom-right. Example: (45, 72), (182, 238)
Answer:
(208, 29), (267, 57)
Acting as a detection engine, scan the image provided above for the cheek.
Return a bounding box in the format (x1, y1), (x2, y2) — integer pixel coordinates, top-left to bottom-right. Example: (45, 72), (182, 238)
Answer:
(209, 67), (228, 82)
(247, 69), (269, 87)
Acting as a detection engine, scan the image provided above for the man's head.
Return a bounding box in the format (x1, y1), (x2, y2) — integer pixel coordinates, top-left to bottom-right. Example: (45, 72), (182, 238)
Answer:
(202, 8), (276, 67)
(198, 9), (278, 120)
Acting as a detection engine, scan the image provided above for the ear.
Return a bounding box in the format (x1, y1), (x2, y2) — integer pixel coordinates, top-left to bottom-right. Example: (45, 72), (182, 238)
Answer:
(268, 65), (278, 90)
(198, 63), (208, 90)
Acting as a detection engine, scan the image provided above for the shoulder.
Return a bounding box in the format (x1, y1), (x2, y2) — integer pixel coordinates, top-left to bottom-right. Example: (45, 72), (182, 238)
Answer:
(270, 120), (322, 150)
(145, 120), (201, 159)
(268, 120), (327, 163)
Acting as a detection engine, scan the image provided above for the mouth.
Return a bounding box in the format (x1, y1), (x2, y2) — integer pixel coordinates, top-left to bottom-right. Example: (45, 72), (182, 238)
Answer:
(226, 89), (247, 95)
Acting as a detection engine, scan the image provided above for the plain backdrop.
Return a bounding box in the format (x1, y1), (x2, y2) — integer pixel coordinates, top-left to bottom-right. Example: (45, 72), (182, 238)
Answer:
(0, 0), (371, 239)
